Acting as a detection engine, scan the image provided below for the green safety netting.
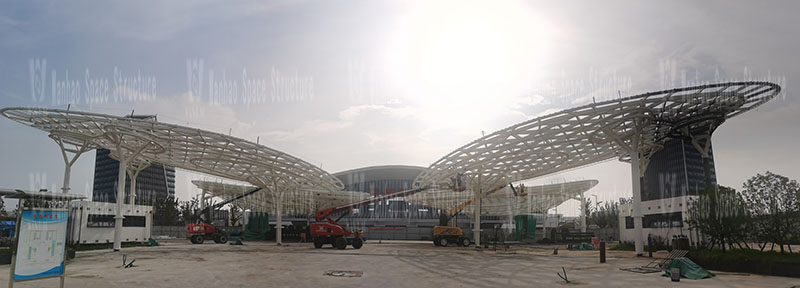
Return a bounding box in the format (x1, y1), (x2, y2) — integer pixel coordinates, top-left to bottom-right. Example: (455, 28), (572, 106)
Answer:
(243, 211), (270, 240)
(571, 242), (593, 250)
(662, 257), (715, 280)
(514, 215), (537, 241)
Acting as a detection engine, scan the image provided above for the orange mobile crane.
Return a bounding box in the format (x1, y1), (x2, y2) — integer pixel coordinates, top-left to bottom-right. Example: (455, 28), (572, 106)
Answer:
(310, 187), (429, 250)
(187, 187), (263, 244)
(432, 183), (522, 247)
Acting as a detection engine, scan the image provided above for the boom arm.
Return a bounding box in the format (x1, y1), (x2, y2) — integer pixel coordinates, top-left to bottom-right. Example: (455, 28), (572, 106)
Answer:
(314, 187), (429, 223)
(193, 187), (263, 223)
(438, 183), (511, 226)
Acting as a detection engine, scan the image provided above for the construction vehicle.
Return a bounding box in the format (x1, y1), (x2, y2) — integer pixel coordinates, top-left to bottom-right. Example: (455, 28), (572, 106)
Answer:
(433, 183), (519, 247)
(311, 187), (428, 250)
(187, 187), (262, 244)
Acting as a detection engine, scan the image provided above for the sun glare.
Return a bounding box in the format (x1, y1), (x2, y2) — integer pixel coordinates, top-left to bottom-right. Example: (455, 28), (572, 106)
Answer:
(385, 1), (553, 131)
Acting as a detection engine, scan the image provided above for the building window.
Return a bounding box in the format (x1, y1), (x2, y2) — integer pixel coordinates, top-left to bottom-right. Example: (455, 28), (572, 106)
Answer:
(642, 212), (683, 228)
(625, 216), (634, 229)
(123, 216), (146, 227)
(87, 214), (115, 227)
(87, 214), (146, 227)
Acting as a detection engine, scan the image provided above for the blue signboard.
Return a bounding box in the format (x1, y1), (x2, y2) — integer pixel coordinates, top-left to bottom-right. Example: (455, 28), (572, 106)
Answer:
(13, 209), (68, 281)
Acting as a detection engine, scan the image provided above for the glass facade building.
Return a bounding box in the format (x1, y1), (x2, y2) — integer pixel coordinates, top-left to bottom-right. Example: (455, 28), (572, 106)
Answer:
(91, 115), (176, 205)
(92, 148), (176, 205)
(333, 165), (440, 219)
(641, 138), (716, 201)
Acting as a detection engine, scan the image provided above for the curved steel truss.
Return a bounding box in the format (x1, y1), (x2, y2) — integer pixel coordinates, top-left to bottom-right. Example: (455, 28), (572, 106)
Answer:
(0, 108), (345, 194)
(192, 180), (368, 215)
(413, 82), (781, 191)
(405, 180), (598, 217)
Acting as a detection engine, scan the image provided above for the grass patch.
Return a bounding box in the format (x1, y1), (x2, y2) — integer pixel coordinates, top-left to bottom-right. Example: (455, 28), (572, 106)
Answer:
(609, 242), (634, 251)
(689, 249), (800, 264)
(689, 249), (800, 278)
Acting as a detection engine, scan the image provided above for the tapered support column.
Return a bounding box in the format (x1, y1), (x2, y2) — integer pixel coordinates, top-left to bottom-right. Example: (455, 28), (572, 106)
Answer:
(271, 180), (283, 246)
(580, 192), (587, 233)
(113, 159), (127, 251)
(52, 135), (93, 194)
(126, 164), (148, 205)
(542, 212), (547, 239)
(110, 140), (152, 252)
(62, 165), (71, 194)
(276, 193), (282, 246)
(540, 187), (547, 239)
(129, 178), (137, 205)
(473, 189), (481, 246)
(630, 132), (644, 256)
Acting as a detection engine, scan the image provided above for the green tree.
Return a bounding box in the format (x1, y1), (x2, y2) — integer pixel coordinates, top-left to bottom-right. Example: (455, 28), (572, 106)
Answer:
(229, 204), (242, 226)
(740, 171), (800, 253)
(686, 185), (751, 252)
(153, 196), (181, 226)
(590, 201), (620, 229)
(179, 196), (200, 225)
(0, 197), (7, 216)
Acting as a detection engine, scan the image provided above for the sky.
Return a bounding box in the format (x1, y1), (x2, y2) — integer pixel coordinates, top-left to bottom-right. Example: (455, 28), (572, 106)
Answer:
(0, 0), (798, 216)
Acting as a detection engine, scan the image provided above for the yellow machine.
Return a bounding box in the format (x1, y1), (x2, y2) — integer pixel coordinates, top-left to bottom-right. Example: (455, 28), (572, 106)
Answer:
(433, 183), (519, 247)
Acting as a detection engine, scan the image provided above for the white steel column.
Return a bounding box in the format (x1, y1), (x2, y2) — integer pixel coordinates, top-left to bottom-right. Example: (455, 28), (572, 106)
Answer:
(580, 192), (587, 233)
(630, 131), (644, 256)
(199, 190), (207, 212)
(112, 142), (152, 252)
(126, 163), (148, 205)
(542, 212), (547, 239)
(129, 177), (136, 205)
(473, 189), (481, 247)
(540, 186), (546, 239)
(276, 193), (283, 246)
(272, 179), (282, 246)
(113, 158), (128, 251)
(52, 136), (93, 194)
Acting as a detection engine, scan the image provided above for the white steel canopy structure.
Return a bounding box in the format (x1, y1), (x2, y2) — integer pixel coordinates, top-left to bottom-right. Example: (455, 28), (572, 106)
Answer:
(405, 179), (598, 217)
(412, 81), (781, 190)
(1, 81), (781, 251)
(411, 81), (781, 251)
(1, 107), (346, 248)
(0, 108), (345, 193)
(192, 180), (369, 216)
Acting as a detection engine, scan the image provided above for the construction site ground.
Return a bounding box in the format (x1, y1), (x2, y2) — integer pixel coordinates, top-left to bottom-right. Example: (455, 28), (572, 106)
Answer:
(0, 240), (797, 287)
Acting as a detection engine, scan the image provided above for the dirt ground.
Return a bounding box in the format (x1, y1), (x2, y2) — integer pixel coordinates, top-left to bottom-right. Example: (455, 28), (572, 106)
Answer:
(0, 240), (798, 288)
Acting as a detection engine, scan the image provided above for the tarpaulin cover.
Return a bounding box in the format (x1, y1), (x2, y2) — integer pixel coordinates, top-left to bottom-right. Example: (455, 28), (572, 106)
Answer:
(662, 257), (715, 280)
(570, 242), (593, 250)
(243, 212), (270, 239)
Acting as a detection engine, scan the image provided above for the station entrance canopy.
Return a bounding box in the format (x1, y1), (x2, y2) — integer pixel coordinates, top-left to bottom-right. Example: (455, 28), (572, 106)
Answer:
(404, 180), (599, 217)
(1, 82), (781, 214)
(191, 180), (369, 216)
(412, 82), (781, 191)
(0, 107), (345, 196)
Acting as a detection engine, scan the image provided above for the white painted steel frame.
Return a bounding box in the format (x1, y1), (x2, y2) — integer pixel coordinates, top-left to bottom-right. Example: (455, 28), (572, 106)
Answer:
(404, 179), (599, 217)
(412, 81), (780, 253)
(191, 180), (369, 216)
(0, 108), (345, 194)
(413, 82), (780, 190)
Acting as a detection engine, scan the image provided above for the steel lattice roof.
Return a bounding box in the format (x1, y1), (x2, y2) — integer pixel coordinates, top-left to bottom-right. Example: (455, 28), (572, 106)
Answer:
(412, 82), (781, 191)
(1, 81), (781, 213)
(404, 180), (598, 217)
(191, 180), (368, 215)
(0, 107), (345, 194)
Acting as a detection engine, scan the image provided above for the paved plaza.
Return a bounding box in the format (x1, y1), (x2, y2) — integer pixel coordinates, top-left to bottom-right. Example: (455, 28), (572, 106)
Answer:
(0, 240), (797, 288)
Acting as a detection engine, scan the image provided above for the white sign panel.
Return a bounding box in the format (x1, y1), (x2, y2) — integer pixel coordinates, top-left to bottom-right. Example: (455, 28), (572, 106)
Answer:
(14, 209), (68, 281)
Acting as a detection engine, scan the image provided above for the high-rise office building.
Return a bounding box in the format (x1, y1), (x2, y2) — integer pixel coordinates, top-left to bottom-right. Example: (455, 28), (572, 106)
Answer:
(641, 137), (716, 201)
(91, 115), (176, 205)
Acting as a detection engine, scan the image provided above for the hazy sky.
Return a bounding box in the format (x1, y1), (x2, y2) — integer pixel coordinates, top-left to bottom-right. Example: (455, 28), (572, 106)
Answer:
(1, 0), (797, 216)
